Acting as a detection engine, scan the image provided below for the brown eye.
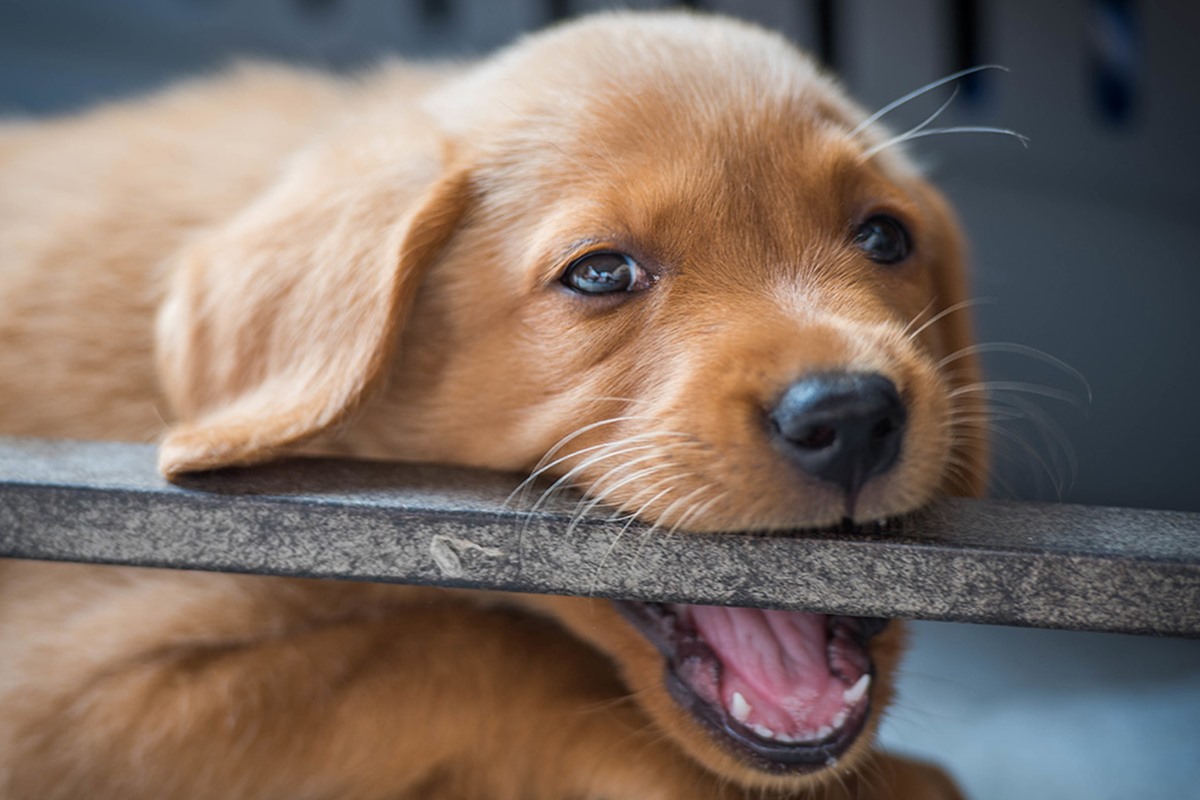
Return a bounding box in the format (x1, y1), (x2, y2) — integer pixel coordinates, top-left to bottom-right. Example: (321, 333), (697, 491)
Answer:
(561, 251), (648, 295)
(854, 215), (912, 264)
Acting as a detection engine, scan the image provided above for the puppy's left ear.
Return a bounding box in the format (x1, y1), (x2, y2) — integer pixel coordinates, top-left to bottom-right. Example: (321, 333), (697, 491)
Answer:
(156, 145), (471, 479)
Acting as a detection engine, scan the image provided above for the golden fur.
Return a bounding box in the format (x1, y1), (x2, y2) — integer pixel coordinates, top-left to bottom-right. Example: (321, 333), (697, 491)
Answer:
(0, 12), (985, 799)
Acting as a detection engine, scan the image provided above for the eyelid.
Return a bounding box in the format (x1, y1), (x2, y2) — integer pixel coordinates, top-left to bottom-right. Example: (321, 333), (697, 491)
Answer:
(563, 251), (655, 294)
(545, 238), (664, 287)
(852, 195), (920, 234)
(538, 239), (616, 286)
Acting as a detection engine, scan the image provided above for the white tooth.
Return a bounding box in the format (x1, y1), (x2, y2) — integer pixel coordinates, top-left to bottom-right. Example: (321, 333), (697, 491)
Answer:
(752, 724), (776, 739)
(843, 674), (871, 706)
(730, 692), (752, 723)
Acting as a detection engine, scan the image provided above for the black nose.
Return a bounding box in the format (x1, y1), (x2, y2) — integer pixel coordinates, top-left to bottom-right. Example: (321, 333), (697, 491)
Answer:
(770, 373), (907, 497)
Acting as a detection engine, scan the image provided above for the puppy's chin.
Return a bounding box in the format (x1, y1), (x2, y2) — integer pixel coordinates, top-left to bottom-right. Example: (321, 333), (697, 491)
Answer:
(529, 593), (905, 793)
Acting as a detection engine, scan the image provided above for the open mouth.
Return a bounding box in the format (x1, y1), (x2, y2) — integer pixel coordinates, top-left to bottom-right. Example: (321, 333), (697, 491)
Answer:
(616, 601), (888, 773)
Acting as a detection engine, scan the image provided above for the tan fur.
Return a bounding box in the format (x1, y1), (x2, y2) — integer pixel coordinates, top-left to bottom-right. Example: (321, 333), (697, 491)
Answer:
(0, 12), (983, 799)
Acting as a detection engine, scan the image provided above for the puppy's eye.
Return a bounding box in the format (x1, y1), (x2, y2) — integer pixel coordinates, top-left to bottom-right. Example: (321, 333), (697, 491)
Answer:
(853, 215), (911, 264)
(561, 251), (648, 295)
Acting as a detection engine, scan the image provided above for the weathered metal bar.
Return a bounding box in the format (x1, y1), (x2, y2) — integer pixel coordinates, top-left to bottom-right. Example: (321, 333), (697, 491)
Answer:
(1, 436), (1198, 637)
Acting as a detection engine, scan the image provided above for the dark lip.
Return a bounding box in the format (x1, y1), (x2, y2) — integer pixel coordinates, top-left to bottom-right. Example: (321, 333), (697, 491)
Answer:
(614, 600), (888, 774)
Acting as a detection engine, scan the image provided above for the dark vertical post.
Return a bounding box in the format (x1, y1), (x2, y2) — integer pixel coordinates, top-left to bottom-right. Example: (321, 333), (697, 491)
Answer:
(814, 0), (838, 71)
(546, 0), (570, 23)
(948, 0), (985, 104)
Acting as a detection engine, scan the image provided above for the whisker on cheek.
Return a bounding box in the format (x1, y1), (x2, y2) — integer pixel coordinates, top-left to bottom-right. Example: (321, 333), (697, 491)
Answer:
(515, 437), (673, 552)
(566, 434), (713, 532)
(588, 479), (687, 596)
(668, 489), (730, 536)
(900, 297), (939, 341)
(654, 482), (721, 536)
(938, 341), (1092, 402)
(906, 297), (995, 343)
(606, 470), (699, 524)
(508, 429), (689, 510)
(528, 415), (662, 474)
(527, 442), (661, 514)
(565, 459), (683, 537)
(951, 380), (1089, 408)
(945, 407), (1076, 500)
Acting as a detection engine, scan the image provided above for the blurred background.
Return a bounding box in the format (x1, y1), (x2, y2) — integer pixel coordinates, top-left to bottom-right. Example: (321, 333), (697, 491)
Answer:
(2, 1), (1197, 797)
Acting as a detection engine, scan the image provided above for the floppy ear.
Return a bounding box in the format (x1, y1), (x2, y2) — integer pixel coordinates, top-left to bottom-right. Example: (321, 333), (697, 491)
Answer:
(156, 145), (471, 479)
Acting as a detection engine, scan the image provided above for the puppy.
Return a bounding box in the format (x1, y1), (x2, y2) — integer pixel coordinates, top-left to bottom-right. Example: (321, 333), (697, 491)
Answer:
(0, 11), (985, 799)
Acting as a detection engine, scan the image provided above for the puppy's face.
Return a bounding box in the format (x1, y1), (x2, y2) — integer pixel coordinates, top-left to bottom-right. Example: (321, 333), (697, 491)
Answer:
(340, 18), (986, 790)
(363, 15), (984, 529)
(382, 112), (979, 530)
(159, 12), (985, 794)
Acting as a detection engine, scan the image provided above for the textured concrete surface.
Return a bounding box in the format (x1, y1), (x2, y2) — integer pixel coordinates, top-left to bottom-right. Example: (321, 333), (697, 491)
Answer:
(2, 437), (1198, 637)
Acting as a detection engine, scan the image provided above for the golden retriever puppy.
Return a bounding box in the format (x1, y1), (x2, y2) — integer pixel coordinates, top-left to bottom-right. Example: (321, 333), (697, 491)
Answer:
(0, 11), (984, 800)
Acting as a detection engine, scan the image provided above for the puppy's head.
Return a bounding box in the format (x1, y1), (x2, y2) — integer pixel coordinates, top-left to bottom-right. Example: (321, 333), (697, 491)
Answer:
(158, 12), (986, 793)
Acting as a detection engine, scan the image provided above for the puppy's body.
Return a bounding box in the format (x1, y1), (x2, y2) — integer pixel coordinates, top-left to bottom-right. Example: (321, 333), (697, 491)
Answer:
(0, 13), (982, 799)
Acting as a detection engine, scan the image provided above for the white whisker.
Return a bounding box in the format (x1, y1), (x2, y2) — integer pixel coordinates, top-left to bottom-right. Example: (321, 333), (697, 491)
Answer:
(564, 458), (683, 537)
(908, 298), (996, 342)
(985, 393), (1080, 490)
(612, 475), (689, 526)
(516, 439), (669, 566)
(528, 415), (656, 474)
(983, 423), (1068, 498)
(526, 442), (665, 514)
(951, 381), (1087, 409)
(862, 125), (1029, 161)
(901, 297), (939, 340)
(858, 86), (959, 161)
(653, 483), (719, 536)
(939, 342), (1092, 403)
(538, 437), (707, 527)
(669, 490), (729, 535)
(587, 479), (687, 596)
(506, 430), (690, 510)
(850, 65), (1009, 138)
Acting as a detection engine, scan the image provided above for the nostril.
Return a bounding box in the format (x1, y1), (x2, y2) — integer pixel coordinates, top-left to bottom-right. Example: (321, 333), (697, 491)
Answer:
(795, 424), (838, 451)
(770, 372), (907, 497)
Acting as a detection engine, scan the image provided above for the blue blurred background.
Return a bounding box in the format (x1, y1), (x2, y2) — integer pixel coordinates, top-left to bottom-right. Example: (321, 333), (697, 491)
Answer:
(2, 1), (1197, 797)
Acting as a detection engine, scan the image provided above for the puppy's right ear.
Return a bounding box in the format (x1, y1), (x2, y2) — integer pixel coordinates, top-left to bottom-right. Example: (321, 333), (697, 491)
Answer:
(156, 141), (472, 479)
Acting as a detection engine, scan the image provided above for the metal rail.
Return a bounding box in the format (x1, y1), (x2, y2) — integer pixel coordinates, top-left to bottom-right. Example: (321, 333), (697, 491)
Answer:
(1, 437), (1197, 637)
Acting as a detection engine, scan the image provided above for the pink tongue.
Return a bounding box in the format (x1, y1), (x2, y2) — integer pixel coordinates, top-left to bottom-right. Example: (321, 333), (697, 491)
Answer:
(687, 605), (853, 739)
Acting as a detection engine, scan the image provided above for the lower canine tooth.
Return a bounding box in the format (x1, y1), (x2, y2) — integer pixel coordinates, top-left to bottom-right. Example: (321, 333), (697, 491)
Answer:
(730, 691), (752, 723)
(843, 674), (871, 705)
(751, 724), (776, 739)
